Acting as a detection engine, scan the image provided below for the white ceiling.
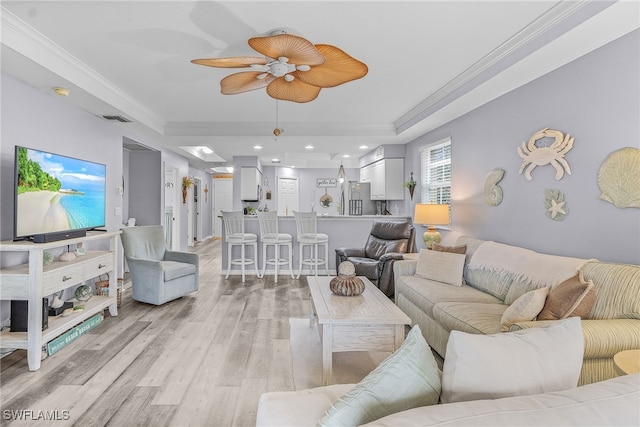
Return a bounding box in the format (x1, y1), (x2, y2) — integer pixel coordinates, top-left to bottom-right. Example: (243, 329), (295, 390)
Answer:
(2, 1), (638, 171)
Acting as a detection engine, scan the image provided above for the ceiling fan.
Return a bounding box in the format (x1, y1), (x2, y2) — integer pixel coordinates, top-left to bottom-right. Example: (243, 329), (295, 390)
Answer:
(191, 30), (368, 103)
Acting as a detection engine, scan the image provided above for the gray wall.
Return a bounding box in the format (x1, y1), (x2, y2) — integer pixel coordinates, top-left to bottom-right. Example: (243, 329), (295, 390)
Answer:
(129, 150), (162, 226)
(0, 74), (125, 239)
(0, 74), (126, 327)
(403, 30), (640, 263)
(0, 73), (194, 327)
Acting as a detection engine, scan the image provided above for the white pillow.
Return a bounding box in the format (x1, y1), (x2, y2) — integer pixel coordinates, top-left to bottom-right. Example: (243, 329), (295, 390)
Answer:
(441, 317), (584, 403)
(500, 286), (549, 331)
(318, 325), (441, 427)
(414, 249), (465, 286)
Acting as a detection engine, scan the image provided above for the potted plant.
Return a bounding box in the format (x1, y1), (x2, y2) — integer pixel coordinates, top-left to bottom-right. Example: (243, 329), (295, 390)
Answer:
(404, 171), (417, 200)
(181, 176), (194, 204)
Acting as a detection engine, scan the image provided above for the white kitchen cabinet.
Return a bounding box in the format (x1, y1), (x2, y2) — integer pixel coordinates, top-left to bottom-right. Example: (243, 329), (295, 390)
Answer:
(359, 164), (372, 183)
(366, 158), (404, 200)
(240, 167), (262, 201)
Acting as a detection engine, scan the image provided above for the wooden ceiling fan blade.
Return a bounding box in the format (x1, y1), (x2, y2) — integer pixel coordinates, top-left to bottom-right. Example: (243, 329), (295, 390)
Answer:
(191, 56), (267, 68)
(220, 72), (276, 95)
(249, 34), (325, 65)
(266, 78), (321, 103)
(295, 44), (368, 88)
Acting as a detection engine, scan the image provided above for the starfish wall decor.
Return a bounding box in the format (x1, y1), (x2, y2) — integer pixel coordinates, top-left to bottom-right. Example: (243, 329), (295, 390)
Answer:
(545, 189), (568, 221)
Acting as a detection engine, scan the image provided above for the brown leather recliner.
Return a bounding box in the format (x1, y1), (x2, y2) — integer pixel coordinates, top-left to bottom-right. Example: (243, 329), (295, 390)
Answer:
(335, 220), (416, 298)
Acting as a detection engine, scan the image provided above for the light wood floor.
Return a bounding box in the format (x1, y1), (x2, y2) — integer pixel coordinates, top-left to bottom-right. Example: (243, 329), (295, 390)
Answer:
(0, 238), (309, 426)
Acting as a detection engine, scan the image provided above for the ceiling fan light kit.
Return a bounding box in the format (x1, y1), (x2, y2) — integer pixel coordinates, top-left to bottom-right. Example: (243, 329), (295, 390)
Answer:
(192, 30), (368, 103)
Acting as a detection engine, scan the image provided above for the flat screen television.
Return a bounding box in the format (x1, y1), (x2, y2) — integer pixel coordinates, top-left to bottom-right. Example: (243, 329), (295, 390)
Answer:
(13, 146), (107, 242)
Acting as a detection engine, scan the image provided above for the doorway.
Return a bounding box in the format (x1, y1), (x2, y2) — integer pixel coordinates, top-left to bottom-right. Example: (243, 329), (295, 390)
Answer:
(164, 165), (179, 250)
(188, 177), (202, 246)
(277, 176), (299, 216)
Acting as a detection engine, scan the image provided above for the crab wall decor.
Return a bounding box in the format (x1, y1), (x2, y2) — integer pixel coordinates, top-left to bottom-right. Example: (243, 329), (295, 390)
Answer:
(517, 128), (574, 181)
(545, 189), (568, 221)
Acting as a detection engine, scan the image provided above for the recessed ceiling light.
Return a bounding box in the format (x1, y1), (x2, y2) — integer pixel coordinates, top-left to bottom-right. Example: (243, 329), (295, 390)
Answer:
(359, 145), (368, 150)
(53, 87), (70, 96)
(305, 145), (314, 150)
(272, 158), (281, 163)
(254, 145), (263, 150)
(343, 154), (350, 158)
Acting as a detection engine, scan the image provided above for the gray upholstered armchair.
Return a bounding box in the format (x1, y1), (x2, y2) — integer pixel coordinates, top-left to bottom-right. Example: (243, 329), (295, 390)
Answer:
(120, 225), (199, 305)
(335, 220), (415, 298)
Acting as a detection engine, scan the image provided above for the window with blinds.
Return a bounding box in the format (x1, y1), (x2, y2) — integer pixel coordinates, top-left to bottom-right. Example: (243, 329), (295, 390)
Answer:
(420, 139), (451, 205)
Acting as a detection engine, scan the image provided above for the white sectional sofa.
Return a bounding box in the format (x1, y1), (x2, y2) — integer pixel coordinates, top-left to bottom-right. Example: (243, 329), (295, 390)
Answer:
(257, 373), (640, 426)
(258, 319), (638, 426)
(394, 236), (640, 385)
(257, 236), (640, 426)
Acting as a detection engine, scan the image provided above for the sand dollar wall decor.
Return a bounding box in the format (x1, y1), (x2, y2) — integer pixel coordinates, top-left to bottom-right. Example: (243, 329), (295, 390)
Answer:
(517, 128), (574, 181)
(597, 147), (640, 209)
(484, 168), (505, 206)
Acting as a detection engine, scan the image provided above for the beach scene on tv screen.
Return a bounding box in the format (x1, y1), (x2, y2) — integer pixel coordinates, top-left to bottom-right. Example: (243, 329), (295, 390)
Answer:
(16, 147), (106, 238)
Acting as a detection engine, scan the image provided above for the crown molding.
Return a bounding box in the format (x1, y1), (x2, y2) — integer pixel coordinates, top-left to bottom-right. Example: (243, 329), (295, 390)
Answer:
(1, 6), (165, 134)
(395, 0), (609, 134)
(164, 121), (395, 137)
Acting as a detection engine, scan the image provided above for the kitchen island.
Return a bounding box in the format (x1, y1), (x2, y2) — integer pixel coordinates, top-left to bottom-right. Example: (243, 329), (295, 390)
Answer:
(220, 215), (412, 278)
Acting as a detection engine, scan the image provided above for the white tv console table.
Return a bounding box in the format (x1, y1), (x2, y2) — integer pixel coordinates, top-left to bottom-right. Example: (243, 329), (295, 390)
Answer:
(0, 230), (120, 371)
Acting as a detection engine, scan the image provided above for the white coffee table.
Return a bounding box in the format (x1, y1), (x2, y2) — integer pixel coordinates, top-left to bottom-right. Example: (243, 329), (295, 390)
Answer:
(307, 276), (412, 385)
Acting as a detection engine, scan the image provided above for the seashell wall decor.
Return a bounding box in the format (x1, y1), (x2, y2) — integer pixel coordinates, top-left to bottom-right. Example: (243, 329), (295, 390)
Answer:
(597, 147), (640, 209)
(545, 189), (568, 220)
(483, 168), (505, 206)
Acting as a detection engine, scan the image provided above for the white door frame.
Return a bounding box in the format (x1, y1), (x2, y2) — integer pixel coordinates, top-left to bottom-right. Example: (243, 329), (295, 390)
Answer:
(164, 164), (179, 250)
(193, 177), (202, 242)
(186, 176), (195, 247)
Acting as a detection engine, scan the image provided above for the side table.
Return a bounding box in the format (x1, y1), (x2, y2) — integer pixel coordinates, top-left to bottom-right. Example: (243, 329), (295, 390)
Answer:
(613, 349), (640, 375)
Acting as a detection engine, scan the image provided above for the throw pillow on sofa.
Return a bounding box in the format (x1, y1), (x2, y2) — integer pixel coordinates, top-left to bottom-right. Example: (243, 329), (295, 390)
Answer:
(501, 286), (549, 331)
(414, 249), (465, 286)
(318, 325), (441, 427)
(537, 273), (596, 320)
(432, 242), (467, 254)
(432, 243), (468, 285)
(441, 317), (583, 403)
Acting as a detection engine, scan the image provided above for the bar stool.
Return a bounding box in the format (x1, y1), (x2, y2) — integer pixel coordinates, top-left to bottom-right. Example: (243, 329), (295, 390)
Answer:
(222, 210), (258, 282)
(257, 211), (294, 283)
(293, 211), (329, 279)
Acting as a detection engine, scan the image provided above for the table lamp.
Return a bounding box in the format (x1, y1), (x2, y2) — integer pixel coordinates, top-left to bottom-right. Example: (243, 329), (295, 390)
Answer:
(414, 203), (450, 248)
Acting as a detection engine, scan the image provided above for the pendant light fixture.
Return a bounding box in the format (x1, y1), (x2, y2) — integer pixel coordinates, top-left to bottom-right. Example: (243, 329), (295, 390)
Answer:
(273, 100), (283, 139)
(337, 161), (347, 215)
(337, 161), (347, 183)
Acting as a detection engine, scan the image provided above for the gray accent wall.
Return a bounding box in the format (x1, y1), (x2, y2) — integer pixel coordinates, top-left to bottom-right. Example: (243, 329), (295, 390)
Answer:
(0, 73), (195, 327)
(128, 150), (162, 226)
(0, 74), (125, 239)
(403, 30), (640, 264)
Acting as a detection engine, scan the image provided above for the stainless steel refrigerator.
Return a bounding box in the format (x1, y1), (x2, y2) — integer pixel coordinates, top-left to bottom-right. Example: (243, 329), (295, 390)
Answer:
(347, 181), (377, 215)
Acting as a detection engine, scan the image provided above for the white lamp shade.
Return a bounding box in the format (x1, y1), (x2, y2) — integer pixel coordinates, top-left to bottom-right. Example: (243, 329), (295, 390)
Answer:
(414, 204), (450, 226)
